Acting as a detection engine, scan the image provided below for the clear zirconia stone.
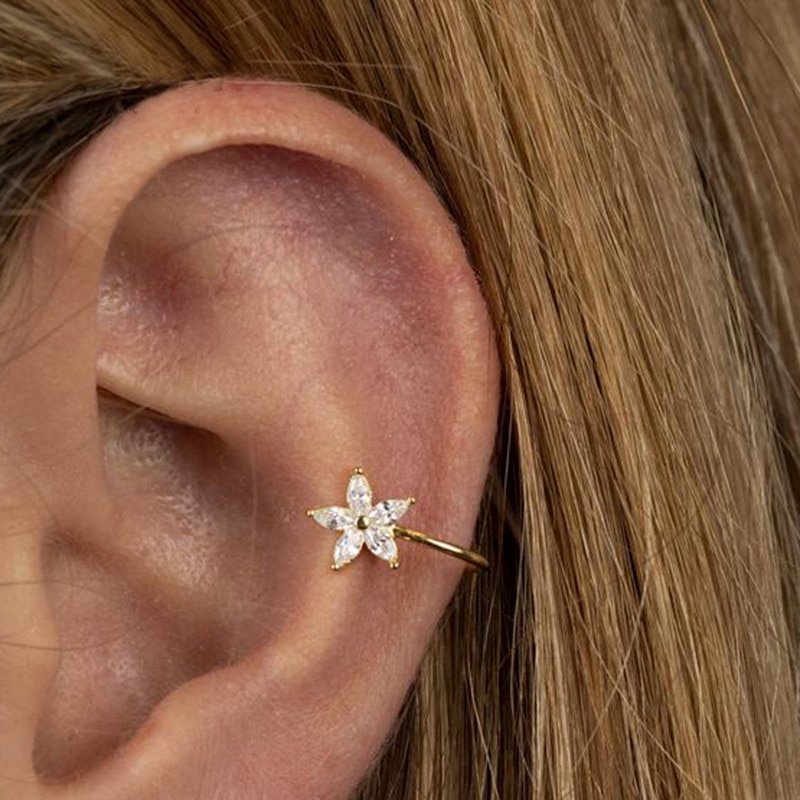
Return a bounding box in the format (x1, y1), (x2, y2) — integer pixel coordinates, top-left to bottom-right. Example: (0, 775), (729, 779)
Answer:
(369, 498), (412, 526)
(365, 526), (398, 562)
(312, 506), (354, 530)
(333, 527), (364, 567)
(347, 472), (372, 516)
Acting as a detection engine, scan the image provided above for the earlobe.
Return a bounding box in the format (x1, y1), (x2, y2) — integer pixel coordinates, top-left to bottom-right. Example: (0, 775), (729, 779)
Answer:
(2, 79), (499, 799)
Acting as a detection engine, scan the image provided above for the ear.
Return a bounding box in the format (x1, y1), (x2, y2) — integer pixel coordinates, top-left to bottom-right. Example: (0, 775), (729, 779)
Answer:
(0, 80), (499, 799)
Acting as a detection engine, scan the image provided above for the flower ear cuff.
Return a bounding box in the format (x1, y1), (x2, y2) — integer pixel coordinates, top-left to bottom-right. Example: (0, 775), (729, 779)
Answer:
(306, 467), (489, 572)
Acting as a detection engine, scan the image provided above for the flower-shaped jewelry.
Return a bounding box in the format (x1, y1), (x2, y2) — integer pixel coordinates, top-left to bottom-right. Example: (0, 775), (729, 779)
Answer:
(306, 466), (490, 573)
(306, 467), (414, 569)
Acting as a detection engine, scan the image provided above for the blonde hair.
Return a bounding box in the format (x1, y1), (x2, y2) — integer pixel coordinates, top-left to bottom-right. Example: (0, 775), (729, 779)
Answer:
(2, 1), (800, 797)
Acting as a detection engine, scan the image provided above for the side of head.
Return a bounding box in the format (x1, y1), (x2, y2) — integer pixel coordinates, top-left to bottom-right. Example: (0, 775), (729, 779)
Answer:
(0, 2), (799, 798)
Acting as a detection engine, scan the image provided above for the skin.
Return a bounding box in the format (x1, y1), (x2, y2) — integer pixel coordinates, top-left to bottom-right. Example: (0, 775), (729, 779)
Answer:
(0, 79), (500, 799)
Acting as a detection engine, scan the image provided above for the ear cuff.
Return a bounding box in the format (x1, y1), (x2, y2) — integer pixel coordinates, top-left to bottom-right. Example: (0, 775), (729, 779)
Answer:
(306, 467), (489, 572)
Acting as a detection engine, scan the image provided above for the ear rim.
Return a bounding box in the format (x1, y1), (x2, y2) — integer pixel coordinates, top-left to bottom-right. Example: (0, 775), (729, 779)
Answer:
(55, 78), (471, 295)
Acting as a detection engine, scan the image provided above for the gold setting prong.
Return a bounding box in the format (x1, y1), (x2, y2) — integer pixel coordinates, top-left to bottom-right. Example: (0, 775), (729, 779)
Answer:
(353, 466), (364, 474)
(409, 496), (416, 505)
(389, 559), (400, 570)
(305, 509), (315, 517)
(331, 563), (341, 572)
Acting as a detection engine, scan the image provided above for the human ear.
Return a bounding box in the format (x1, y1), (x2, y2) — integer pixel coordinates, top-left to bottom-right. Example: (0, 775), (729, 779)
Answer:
(0, 79), (500, 799)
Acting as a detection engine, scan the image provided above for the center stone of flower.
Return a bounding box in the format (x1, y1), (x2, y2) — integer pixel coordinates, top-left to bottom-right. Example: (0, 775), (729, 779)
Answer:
(356, 515), (369, 530)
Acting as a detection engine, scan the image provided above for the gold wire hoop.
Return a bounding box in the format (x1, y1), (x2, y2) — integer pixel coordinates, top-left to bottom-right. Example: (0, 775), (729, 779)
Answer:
(392, 525), (489, 571)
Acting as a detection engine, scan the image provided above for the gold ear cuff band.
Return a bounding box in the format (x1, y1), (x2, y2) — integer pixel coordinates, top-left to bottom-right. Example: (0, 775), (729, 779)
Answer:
(306, 467), (489, 573)
(391, 525), (489, 571)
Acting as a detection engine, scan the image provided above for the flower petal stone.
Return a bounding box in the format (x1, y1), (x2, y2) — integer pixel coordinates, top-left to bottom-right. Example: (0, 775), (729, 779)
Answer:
(333, 527), (364, 568)
(311, 506), (354, 531)
(347, 471), (372, 516)
(369, 498), (413, 526)
(365, 525), (398, 563)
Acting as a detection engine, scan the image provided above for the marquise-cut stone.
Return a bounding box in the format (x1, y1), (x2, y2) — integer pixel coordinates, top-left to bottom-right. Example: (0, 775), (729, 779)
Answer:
(369, 498), (412, 526)
(312, 506), (353, 530)
(365, 526), (398, 562)
(333, 527), (364, 567)
(347, 472), (372, 515)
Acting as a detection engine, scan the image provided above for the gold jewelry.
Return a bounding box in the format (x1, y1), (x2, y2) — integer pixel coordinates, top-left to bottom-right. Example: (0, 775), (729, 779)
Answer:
(306, 467), (489, 572)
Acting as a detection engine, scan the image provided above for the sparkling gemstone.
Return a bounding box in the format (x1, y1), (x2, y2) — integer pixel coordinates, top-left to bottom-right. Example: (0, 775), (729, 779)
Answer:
(365, 526), (398, 562)
(312, 506), (354, 530)
(333, 527), (364, 567)
(347, 472), (372, 515)
(369, 498), (412, 526)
